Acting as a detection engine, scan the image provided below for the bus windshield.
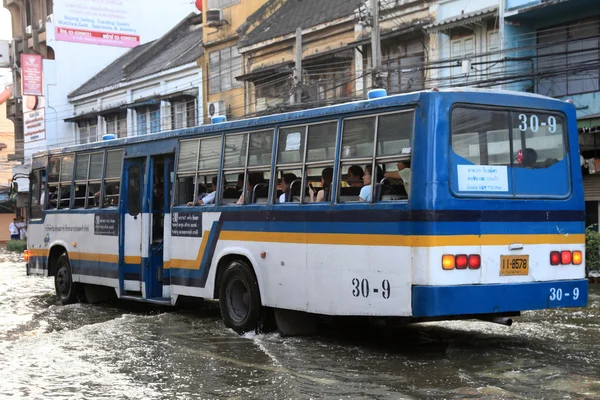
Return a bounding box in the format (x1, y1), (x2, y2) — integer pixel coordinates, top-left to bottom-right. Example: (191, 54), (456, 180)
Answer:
(450, 106), (569, 198)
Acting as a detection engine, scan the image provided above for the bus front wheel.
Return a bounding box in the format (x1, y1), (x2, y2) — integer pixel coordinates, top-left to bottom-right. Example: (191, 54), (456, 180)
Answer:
(54, 254), (80, 305)
(219, 260), (265, 334)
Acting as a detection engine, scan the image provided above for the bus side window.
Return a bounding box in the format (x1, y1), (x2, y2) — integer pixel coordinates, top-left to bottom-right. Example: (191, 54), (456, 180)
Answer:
(30, 170), (43, 219)
(128, 165), (141, 215)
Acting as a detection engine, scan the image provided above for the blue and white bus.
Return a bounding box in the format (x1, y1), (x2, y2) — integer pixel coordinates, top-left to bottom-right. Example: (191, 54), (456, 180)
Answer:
(24, 88), (588, 334)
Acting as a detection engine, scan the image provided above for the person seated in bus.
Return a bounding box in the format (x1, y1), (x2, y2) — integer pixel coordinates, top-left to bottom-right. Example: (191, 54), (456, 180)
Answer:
(346, 165), (364, 188)
(308, 167), (333, 202)
(74, 184), (91, 208)
(279, 173), (298, 203)
(236, 173), (245, 191)
(188, 177), (218, 206)
(237, 172), (264, 204)
(360, 164), (384, 202)
(521, 148), (538, 168)
(383, 160), (411, 199)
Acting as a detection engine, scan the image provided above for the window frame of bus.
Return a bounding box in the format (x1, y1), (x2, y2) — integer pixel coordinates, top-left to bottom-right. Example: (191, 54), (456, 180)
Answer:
(222, 129), (273, 205)
(47, 153), (75, 210)
(338, 109), (415, 203)
(102, 149), (123, 208)
(175, 135), (223, 206)
(291, 120), (339, 204)
(29, 155), (47, 219)
(449, 103), (569, 198)
(72, 151), (104, 209)
(274, 123), (308, 204)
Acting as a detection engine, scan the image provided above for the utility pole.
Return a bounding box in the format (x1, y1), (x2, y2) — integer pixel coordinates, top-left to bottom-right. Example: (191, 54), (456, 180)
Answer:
(292, 27), (303, 104)
(370, 0), (383, 88)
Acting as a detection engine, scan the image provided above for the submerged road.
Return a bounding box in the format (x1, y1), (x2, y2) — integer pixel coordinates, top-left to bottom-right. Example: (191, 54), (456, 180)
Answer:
(1, 248), (599, 399)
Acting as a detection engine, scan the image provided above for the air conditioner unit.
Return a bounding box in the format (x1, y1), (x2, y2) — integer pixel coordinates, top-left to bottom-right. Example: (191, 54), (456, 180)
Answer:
(206, 9), (226, 28)
(26, 25), (32, 35)
(208, 100), (225, 117)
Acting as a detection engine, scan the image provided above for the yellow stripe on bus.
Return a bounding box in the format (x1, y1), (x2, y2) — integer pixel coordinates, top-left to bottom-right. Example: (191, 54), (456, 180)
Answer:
(218, 231), (585, 247)
(165, 230), (211, 270)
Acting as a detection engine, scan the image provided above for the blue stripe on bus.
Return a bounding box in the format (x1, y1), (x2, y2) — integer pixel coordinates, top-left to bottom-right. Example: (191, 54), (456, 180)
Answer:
(219, 220), (584, 236)
(411, 279), (588, 317)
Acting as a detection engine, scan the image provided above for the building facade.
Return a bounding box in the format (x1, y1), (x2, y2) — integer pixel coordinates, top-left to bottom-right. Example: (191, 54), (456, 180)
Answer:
(2, 0), (199, 161)
(66, 14), (204, 141)
(200, 0), (271, 123)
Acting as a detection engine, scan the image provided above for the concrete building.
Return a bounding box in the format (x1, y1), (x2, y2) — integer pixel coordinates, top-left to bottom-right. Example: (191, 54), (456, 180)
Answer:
(2, 0), (200, 161)
(66, 13), (204, 140)
(200, 0), (269, 123)
(237, 0), (431, 116)
(0, 84), (15, 241)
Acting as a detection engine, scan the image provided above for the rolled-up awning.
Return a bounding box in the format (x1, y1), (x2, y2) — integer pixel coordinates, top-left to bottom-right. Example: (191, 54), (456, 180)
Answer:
(425, 7), (498, 33)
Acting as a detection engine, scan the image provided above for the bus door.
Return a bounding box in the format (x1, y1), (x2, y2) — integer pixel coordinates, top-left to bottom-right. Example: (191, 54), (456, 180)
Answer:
(121, 158), (145, 296)
(145, 154), (174, 299)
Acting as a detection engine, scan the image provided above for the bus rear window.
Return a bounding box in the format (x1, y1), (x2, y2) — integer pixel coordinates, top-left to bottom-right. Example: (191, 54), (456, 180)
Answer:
(450, 106), (569, 198)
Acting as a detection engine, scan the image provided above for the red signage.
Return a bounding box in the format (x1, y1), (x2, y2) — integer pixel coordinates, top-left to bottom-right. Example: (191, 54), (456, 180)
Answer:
(21, 54), (43, 96)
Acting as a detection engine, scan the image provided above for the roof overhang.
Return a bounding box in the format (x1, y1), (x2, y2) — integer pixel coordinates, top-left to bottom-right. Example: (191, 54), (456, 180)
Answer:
(425, 6), (498, 33)
(64, 105), (125, 123)
(236, 48), (355, 82)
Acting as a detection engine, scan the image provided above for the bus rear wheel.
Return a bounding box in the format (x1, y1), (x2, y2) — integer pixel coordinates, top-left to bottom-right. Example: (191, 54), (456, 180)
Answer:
(54, 253), (80, 305)
(219, 260), (269, 334)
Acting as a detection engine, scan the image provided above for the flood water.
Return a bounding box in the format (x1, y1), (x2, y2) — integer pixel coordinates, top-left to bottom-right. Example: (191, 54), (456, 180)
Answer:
(1, 248), (599, 399)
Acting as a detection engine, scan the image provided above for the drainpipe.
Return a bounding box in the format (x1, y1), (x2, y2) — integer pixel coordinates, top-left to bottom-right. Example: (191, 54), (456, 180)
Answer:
(499, 0), (505, 90)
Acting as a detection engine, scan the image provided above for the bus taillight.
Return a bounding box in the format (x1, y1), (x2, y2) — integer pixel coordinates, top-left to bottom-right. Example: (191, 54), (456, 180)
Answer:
(455, 254), (468, 269)
(23, 250), (29, 262)
(550, 250), (582, 265)
(442, 255), (455, 270)
(561, 250), (572, 265)
(572, 251), (583, 265)
(468, 254), (481, 269)
(442, 254), (480, 270)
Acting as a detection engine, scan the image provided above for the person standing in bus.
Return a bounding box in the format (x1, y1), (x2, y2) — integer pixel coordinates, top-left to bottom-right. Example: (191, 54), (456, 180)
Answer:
(360, 164), (384, 202)
(384, 160), (411, 199)
(279, 173), (298, 203)
(308, 167), (333, 202)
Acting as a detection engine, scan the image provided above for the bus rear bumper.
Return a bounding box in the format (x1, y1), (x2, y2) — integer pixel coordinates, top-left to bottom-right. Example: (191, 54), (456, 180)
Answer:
(411, 279), (588, 318)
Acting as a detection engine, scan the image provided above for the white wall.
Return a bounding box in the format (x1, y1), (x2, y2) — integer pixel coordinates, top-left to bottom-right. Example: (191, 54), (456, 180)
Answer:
(71, 66), (203, 138)
(24, 2), (198, 160)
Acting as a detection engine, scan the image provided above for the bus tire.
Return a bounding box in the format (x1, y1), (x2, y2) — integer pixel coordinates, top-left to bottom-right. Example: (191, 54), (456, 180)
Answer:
(54, 253), (80, 305)
(219, 259), (264, 334)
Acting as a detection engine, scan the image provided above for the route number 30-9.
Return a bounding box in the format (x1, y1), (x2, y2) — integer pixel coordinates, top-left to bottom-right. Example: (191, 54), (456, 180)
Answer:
(352, 278), (391, 299)
(549, 287), (579, 301)
(518, 113), (557, 133)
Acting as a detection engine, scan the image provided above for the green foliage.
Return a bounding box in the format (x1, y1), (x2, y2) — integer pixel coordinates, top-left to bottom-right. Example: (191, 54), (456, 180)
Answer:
(585, 225), (600, 276)
(6, 240), (27, 253)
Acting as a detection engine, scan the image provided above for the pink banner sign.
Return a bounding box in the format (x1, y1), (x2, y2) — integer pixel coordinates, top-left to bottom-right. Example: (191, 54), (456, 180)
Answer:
(55, 27), (140, 48)
(21, 54), (43, 96)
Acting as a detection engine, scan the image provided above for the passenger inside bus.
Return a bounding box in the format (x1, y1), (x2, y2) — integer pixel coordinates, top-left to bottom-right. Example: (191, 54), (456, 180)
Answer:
(308, 167), (333, 202)
(346, 165), (364, 187)
(188, 176), (218, 206)
(383, 160), (411, 200)
(359, 164), (384, 202)
(279, 173), (299, 203)
(237, 172), (266, 204)
(521, 148), (538, 168)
